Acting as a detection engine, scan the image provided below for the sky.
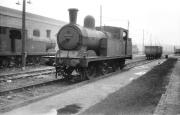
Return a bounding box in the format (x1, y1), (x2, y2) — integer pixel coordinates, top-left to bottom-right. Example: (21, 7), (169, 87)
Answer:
(0, 0), (180, 50)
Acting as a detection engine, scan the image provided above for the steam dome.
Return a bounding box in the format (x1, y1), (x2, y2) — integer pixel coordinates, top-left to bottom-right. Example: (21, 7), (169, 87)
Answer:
(84, 15), (95, 29)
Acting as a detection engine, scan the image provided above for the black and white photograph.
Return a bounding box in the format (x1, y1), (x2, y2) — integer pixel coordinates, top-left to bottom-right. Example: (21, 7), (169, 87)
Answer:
(0, 0), (180, 114)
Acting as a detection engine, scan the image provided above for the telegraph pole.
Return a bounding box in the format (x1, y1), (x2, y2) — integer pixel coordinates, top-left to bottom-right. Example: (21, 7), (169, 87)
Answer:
(100, 5), (102, 30)
(127, 20), (130, 31)
(142, 29), (144, 54)
(22, 0), (26, 70)
(16, 0), (31, 70)
(127, 20), (130, 38)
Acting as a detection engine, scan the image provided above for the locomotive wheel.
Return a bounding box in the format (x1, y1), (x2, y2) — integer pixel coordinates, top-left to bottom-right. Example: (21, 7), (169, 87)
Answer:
(86, 64), (97, 80)
(119, 60), (125, 69)
(79, 69), (87, 81)
(101, 66), (109, 75)
(112, 62), (120, 71)
(98, 62), (109, 75)
(64, 67), (74, 81)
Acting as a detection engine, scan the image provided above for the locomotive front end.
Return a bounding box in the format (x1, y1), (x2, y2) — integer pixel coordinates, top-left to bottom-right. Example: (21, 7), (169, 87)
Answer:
(57, 8), (81, 50)
(55, 8), (132, 81)
(56, 8), (107, 57)
(57, 25), (81, 50)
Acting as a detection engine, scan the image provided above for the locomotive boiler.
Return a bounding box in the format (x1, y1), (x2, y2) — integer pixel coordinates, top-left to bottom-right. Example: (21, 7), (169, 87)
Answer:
(55, 8), (132, 81)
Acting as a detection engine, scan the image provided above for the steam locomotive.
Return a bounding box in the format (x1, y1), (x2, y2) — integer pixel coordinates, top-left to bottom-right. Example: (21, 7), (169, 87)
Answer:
(55, 8), (132, 81)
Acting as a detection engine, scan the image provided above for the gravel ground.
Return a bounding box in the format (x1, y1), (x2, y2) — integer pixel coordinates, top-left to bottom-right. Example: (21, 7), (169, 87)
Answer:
(0, 80), (72, 109)
(79, 58), (177, 115)
(0, 73), (56, 92)
(0, 59), (153, 113)
(0, 65), (53, 75)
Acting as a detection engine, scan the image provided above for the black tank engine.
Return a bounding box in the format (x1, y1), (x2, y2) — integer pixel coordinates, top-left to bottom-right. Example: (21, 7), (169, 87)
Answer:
(55, 8), (132, 81)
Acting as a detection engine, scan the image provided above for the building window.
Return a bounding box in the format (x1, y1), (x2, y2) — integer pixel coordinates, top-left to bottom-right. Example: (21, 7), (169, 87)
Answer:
(33, 29), (40, 37)
(0, 26), (6, 34)
(46, 29), (51, 38)
(9, 29), (21, 39)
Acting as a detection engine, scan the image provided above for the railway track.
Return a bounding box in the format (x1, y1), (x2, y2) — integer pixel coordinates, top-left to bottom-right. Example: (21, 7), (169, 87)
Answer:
(0, 67), (55, 82)
(0, 59), (161, 112)
(0, 59), (154, 96)
(0, 55), (145, 82)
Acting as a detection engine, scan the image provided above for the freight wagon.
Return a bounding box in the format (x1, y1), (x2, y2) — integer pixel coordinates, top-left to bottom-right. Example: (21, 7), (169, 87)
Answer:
(174, 47), (180, 55)
(145, 46), (163, 59)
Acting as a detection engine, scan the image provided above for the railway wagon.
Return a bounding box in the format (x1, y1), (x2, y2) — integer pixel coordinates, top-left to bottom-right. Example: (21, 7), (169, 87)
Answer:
(145, 46), (163, 59)
(55, 8), (132, 81)
(0, 6), (66, 67)
(174, 47), (180, 55)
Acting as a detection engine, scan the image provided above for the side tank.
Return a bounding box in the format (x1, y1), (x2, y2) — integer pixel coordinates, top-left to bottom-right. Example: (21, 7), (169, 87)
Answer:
(57, 8), (107, 51)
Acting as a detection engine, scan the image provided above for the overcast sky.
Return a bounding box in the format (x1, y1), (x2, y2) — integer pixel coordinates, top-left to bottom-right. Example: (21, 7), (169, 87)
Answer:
(0, 0), (180, 48)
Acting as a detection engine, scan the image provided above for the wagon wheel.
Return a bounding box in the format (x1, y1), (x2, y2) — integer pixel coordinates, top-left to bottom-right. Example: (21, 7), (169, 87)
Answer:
(15, 56), (21, 67)
(2, 59), (9, 68)
(35, 57), (41, 65)
(86, 64), (97, 80)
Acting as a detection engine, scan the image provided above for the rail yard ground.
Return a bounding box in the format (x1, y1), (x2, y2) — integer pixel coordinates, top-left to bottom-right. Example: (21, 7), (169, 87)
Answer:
(0, 57), (149, 112)
(79, 58), (177, 115)
(0, 65), (54, 75)
(1, 58), (178, 115)
(154, 57), (180, 115)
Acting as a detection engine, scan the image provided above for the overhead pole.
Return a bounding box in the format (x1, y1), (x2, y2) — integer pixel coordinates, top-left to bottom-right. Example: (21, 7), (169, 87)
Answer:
(127, 20), (130, 37)
(16, 0), (31, 70)
(100, 5), (102, 30)
(22, 0), (26, 70)
(142, 29), (144, 54)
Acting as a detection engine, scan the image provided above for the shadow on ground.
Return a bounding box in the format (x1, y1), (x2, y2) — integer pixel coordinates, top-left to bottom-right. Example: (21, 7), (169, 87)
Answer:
(57, 104), (81, 114)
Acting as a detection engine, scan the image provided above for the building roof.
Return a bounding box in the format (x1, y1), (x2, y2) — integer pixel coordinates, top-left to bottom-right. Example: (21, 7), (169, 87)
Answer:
(0, 6), (67, 26)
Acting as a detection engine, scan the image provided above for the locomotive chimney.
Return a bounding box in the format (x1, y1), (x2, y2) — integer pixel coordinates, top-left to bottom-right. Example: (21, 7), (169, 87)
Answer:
(68, 8), (78, 24)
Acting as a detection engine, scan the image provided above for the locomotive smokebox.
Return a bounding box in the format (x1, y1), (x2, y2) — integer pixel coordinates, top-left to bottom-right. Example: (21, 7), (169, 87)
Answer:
(68, 8), (78, 24)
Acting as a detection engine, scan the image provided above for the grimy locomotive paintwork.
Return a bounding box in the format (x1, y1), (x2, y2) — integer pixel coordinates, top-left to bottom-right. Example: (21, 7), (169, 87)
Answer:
(55, 8), (132, 81)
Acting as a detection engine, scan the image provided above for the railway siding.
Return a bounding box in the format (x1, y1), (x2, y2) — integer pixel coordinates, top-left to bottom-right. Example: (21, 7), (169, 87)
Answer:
(0, 66), (55, 81)
(0, 58), (154, 113)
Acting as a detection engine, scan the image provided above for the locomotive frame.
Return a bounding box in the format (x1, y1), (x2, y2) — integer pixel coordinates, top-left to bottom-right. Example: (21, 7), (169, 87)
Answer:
(55, 51), (131, 80)
(55, 8), (132, 81)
